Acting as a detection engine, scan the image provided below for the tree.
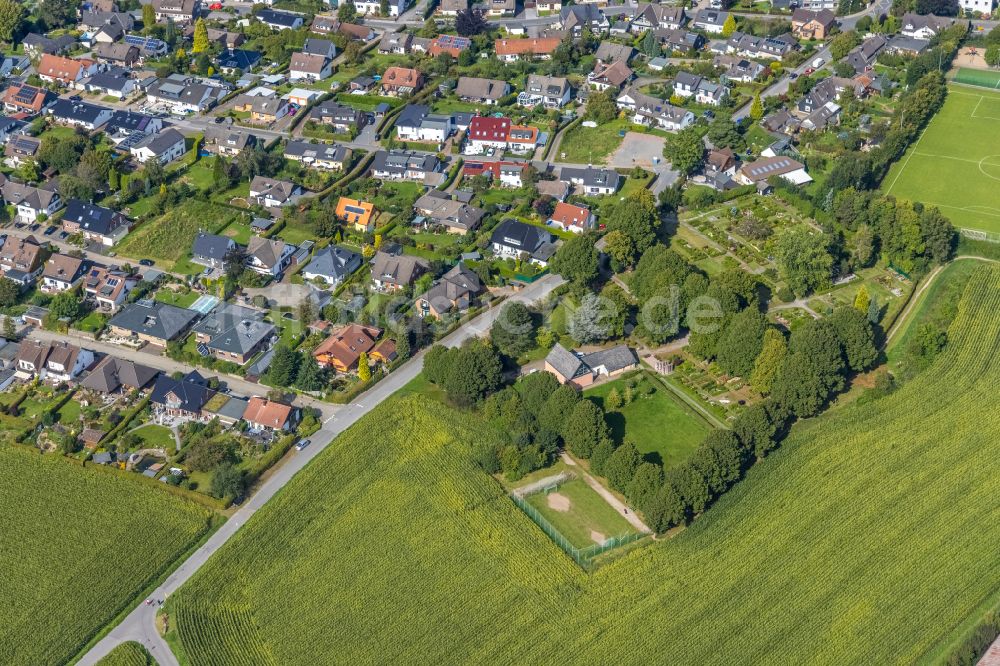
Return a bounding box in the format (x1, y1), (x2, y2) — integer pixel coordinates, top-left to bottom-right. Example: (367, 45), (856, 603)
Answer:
(852, 223), (875, 267)
(663, 126), (705, 176)
(337, 0), (357, 22)
(750, 328), (786, 394)
(514, 371), (559, 414)
(716, 308), (768, 378)
(829, 30), (860, 61)
(0, 277), (20, 307)
(776, 227), (833, 297)
(644, 481), (688, 532)
(586, 87), (619, 123)
(0, 0), (24, 43)
(604, 441), (641, 492)
(77, 148), (112, 193)
(561, 399), (609, 458)
(627, 462), (663, 512)
(267, 345), (300, 387)
(750, 93), (764, 121)
(589, 439), (615, 476)
(108, 167), (120, 192)
(569, 293), (617, 344)
(455, 7), (488, 35)
(49, 291), (81, 319)
(191, 17), (208, 53)
(40, 0), (78, 30)
(604, 189), (659, 264)
(733, 402), (782, 459)
(550, 233), (599, 286)
(722, 13), (737, 37)
(642, 29), (658, 58)
(358, 351), (371, 382)
(602, 229), (635, 269)
(828, 307), (877, 373)
(211, 462), (246, 501)
(3, 314), (15, 340)
(490, 302), (535, 358)
(380, 0), (390, 15)
(853, 285), (870, 314)
(668, 463), (710, 514)
(987, 45), (1000, 68)
(919, 206), (956, 265)
(441, 342), (503, 405)
(142, 3), (156, 31)
(771, 320), (846, 417)
(706, 117), (745, 152)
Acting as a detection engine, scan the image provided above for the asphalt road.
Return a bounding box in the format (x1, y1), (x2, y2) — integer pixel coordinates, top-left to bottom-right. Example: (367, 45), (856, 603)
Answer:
(75, 272), (565, 666)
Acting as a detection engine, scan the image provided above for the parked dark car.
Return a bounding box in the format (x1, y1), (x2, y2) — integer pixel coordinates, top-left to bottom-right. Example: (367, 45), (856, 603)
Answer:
(43, 225), (56, 236)
(139, 259), (154, 266)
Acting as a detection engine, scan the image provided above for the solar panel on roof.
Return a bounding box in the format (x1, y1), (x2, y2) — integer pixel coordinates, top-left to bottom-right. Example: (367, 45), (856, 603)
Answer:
(345, 205), (366, 215)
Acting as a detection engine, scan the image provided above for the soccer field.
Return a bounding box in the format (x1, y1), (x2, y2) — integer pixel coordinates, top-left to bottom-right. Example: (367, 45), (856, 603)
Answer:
(884, 84), (1000, 235)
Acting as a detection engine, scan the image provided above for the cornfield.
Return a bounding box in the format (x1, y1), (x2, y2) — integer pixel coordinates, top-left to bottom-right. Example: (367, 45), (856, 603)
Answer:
(96, 641), (157, 666)
(172, 266), (1000, 665)
(0, 449), (211, 666)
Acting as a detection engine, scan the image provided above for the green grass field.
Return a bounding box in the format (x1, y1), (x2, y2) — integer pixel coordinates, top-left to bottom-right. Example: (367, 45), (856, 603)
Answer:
(525, 478), (639, 549)
(116, 201), (246, 266)
(129, 424), (176, 450)
(585, 373), (711, 468)
(170, 266), (1000, 664)
(556, 118), (627, 164)
(0, 446), (211, 665)
(884, 85), (1000, 234)
(953, 67), (1000, 89)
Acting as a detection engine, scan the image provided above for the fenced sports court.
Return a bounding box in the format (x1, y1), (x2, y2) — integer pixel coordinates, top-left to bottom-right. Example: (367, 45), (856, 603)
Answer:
(952, 67), (1000, 90)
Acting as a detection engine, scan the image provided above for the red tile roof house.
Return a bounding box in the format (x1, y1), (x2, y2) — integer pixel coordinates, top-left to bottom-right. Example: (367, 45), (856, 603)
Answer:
(547, 202), (595, 233)
(37, 54), (100, 87)
(242, 396), (299, 432)
(381, 67), (424, 97)
(465, 116), (510, 155)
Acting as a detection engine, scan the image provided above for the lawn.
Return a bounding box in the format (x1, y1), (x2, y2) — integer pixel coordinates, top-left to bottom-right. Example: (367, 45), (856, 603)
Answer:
(883, 84), (1000, 234)
(116, 200), (248, 267)
(222, 221), (254, 244)
(168, 265), (1000, 665)
(335, 93), (404, 111)
(128, 424), (176, 450)
(524, 478), (639, 549)
(56, 399), (81, 426)
(154, 289), (200, 309)
(585, 372), (712, 469)
(75, 309), (108, 333)
(0, 445), (213, 666)
(556, 118), (628, 165)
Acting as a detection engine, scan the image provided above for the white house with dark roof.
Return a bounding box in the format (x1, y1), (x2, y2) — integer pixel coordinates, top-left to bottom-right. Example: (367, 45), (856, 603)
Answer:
(246, 236), (295, 276)
(130, 128), (186, 164)
(191, 232), (237, 269)
(301, 245), (362, 286)
(544, 343), (638, 387)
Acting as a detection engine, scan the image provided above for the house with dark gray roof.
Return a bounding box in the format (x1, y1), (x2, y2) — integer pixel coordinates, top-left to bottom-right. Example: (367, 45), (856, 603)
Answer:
(150, 371), (214, 418)
(371, 250), (430, 291)
(106, 110), (162, 137)
(61, 200), (131, 246)
(301, 245), (362, 287)
(47, 99), (114, 131)
(192, 232), (237, 269)
(283, 140), (350, 170)
(544, 343), (639, 387)
(490, 219), (557, 266)
(192, 303), (276, 364)
(130, 127), (186, 165)
(414, 263), (483, 318)
(80, 356), (159, 394)
(370, 150), (442, 182)
(246, 236), (295, 276)
(560, 167), (621, 196)
(310, 101), (367, 134)
(108, 300), (200, 346)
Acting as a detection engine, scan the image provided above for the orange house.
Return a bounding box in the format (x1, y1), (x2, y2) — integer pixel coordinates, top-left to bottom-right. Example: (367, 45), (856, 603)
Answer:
(312, 323), (382, 373)
(335, 196), (375, 232)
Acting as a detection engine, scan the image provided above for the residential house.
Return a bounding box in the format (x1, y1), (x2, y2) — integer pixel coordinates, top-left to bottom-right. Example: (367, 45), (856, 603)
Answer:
(561, 167), (621, 196)
(695, 80), (728, 106)
(191, 303), (275, 365)
(544, 343), (638, 387)
(735, 155), (812, 186)
(301, 245), (362, 286)
(395, 104), (454, 144)
(715, 55), (767, 83)
(203, 127), (258, 156)
(547, 202), (594, 233)
(536, 0), (562, 11)
(886, 35), (932, 56)
(0, 178), (62, 223)
(130, 127), (186, 164)
(594, 41), (635, 65)
(61, 200), (131, 246)
(152, 0), (199, 24)
(414, 263), (483, 318)
(23, 33), (75, 58)
(191, 232), (236, 269)
(2, 85), (51, 116)
(791, 8), (836, 39)
(257, 9), (305, 30)
(40, 254), (86, 294)
(82, 67), (137, 98)
(490, 218), (557, 266)
(243, 396), (297, 431)
(145, 75), (223, 113)
(310, 101), (366, 134)
(466, 115), (511, 154)
(356, 0), (408, 15)
(46, 99), (113, 131)
(673, 71), (701, 98)
(844, 35), (887, 75)
(125, 34), (170, 58)
(108, 300), (199, 345)
(692, 9), (729, 33)
(494, 38), (562, 62)
(413, 193), (485, 234)
(900, 13), (953, 39)
(538, 180), (570, 201)
(455, 77), (510, 105)
(289, 52), (333, 82)
(284, 140), (350, 170)
(438, 0), (468, 15)
(93, 42), (141, 67)
(312, 323), (383, 372)
(150, 372), (214, 419)
(83, 265), (137, 312)
(429, 34), (471, 57)
(14, 341), (53, 380)
(370, 150), (441, 182)
(14, 341), (94, 382)
(726, 31), (797, 60)
(216, 49), (262, 73)
(559, 5), (609, 34)
(381, 67), (424, 96)
(762, 108), (801, 135)
(335, 197), (376, 232)
(800, 100), (841, 131)
(656, 28), (704, 54)
(796, 77), (861, 115)
(303, 37), (337, 59)
(248, 176), (302, 209)
(379, 32), (413, 54)
(0, 54), (29, 77)
(0, 117), (24, 144)
(518, 74), (571, 108)
(588, 60), (634, 92)
(246, 236), (295, 276)
(37, 55), (99, 87)
(506, 125), (538, 154)
(79, 356), (158, 394)
(631, 4), (686, 32)
(243, 96), (290, 124)
(370, 251), (429, 291)
(0, 236), (45, 287)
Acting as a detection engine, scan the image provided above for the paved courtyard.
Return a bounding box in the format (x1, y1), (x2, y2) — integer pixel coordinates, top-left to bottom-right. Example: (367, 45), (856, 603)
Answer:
(610, 132), (666, 169)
